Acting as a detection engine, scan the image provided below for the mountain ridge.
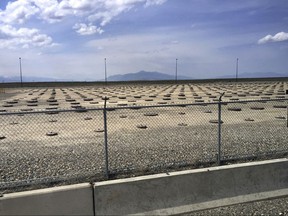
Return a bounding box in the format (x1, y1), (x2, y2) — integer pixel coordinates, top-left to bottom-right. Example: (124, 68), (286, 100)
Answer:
(0, 75), (56, 82)
(107, 71), (191, 81)
(217, 72), (287, 79)
(0, 71), (286, 82)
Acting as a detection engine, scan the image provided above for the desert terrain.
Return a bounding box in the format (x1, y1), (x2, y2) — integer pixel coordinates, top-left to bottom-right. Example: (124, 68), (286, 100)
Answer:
(0, 80), (287, 192)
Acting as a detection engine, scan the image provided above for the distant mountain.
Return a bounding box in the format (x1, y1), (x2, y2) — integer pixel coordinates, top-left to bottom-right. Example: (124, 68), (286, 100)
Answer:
(218, 72), (287, 79)
(0, 76), (18, 83)
(0, 76), (62, 82)
(107, 71), (192, 81)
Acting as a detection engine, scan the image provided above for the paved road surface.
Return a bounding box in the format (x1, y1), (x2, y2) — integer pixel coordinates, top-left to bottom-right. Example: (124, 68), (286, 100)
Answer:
(184, 196), (288, 216)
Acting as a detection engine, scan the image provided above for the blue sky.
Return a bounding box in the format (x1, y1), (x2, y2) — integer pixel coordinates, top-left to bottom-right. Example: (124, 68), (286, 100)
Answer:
(0, 0), (287, 81)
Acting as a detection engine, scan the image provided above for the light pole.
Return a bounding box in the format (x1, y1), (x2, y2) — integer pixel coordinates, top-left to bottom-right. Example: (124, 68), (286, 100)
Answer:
(175, 58), (178, 83)
(104, 58), (107, 85)
(286, 90), (288, 128)
(19, 57), (23, 87)
(236, 58), (239, 83)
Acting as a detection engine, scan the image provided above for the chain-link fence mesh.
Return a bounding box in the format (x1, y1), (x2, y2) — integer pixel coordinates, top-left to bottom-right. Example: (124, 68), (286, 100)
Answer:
(0, 109), (105, 193)
(0, 98), (287, 194)
(221, 99), (288, 161)
(106, 103), (219, 175)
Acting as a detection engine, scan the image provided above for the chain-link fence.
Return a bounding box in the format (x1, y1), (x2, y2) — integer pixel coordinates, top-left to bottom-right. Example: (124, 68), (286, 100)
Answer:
(0, 108), (106, 193)
(106, 103), (219, 176)
(221, 99), (288, 162)
(0, 98), (287, 193)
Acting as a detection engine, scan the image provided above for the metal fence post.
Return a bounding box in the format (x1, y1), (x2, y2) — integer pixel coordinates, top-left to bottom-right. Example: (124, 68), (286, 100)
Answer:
(217, 92), (225, 166)
(286, 99), (288, 128)
(103, 96), (109, 179)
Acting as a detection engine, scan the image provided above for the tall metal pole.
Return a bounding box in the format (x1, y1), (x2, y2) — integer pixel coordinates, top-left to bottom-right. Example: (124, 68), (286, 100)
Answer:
(286, 100), (288, 128)
(236, 58), (239, 83)
(104, 58), (107, 85)
(175, 58), (178, 83)
(217, 92), (225, 166)
(286, 90), (288, 127)
(19, 57), (23, 87)
(103, 96), (109, 179)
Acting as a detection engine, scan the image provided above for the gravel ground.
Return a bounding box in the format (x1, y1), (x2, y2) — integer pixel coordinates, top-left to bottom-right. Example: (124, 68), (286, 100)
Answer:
(0, 112), (287, 194)
(0, 92), (17, 101)
(184, 196), (288, 216)
(0, 83), (287, 195)
(0, 84), (288, 215)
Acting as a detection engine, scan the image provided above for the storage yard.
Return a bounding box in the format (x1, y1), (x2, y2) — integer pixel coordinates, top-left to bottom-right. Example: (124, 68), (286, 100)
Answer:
(0, 80), (287, 193)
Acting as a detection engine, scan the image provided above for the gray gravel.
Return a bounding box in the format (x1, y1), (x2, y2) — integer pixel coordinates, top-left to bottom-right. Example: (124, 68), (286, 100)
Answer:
(1, 84), (288, 214)
(0, 100), (288, 195)
(1, 119), (287, 193)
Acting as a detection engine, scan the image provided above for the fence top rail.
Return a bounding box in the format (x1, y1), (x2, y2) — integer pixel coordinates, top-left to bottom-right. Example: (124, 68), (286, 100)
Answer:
(0, 107), (104, 116)
(0, 98), (287, 115)
(219, 97), (288, 104)
(105, 98), (288, 110)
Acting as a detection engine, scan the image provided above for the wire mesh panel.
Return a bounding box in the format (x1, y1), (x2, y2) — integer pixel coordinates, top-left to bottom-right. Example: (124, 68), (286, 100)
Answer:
(106, 103), (219, 175)
(221, 99), (288, 161)
(0, 109), (105, 193)
(1, 96), (287, 193)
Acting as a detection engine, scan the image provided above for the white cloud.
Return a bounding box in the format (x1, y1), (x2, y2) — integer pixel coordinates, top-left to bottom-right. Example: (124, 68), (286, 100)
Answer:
(0, 0), (167, 48)
(100, 0), (167, 25)
(145, 0), (167, 7)
(87, 3), (133, 26)
(258, 32), (288, 44)
(73, 23), (104, 35)
(0, 0), (39, 24)
(0, 24), (55, 49)
(34, 0), (66, 23)
(60, 0), (93, 10)
(0, 0), (167, 30)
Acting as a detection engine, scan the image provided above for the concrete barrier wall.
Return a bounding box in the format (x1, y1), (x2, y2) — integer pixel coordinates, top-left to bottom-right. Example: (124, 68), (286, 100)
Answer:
(94, 158), (288, 215)
(0, 183), (94, 216)
(1, 159), (288, 215)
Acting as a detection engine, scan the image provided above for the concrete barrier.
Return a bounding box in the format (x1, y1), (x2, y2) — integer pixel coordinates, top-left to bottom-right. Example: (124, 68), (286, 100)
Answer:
(94, 158), (288, 215)
(0, 183), (93, 216)
(1, 159), (288, 215)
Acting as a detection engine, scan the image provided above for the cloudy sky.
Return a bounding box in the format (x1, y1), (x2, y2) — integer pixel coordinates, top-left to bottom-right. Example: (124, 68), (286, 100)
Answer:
(0, 0), (288, 81)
